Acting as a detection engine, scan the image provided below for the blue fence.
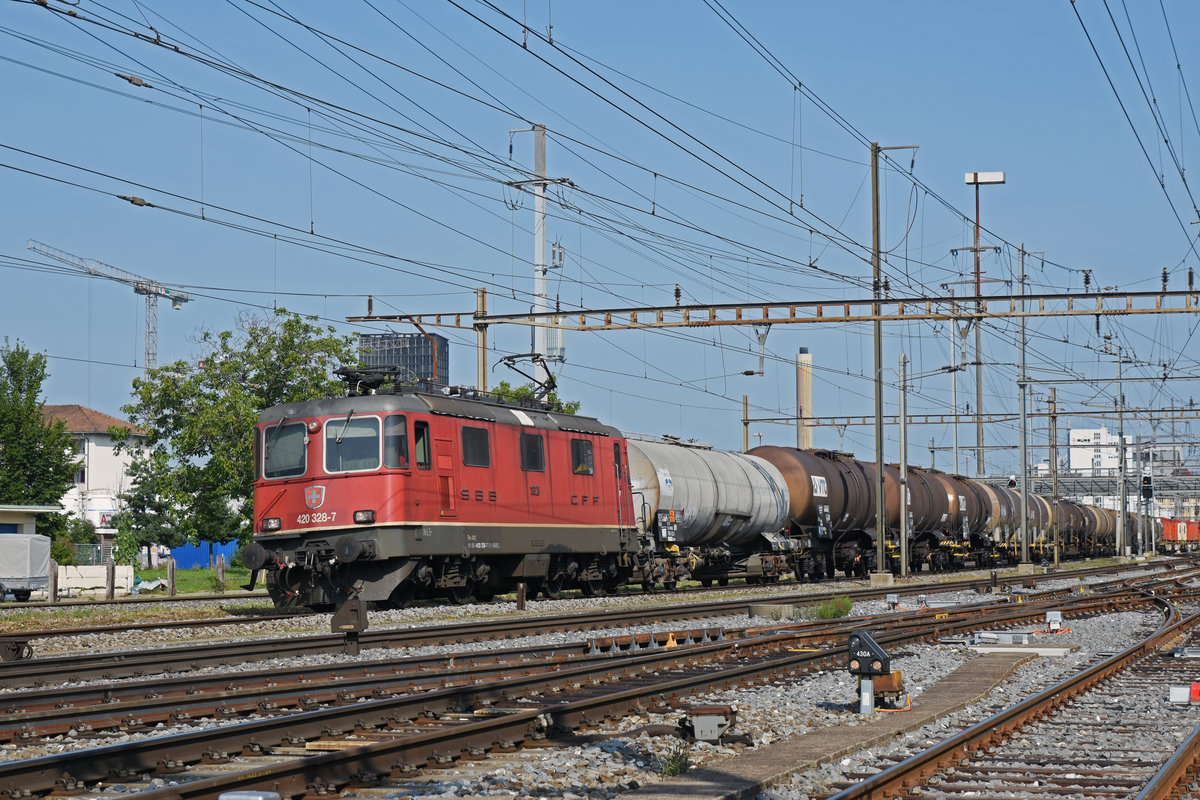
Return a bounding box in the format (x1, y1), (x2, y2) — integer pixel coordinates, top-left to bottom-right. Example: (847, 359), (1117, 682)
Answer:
(170, 541), (241, 570)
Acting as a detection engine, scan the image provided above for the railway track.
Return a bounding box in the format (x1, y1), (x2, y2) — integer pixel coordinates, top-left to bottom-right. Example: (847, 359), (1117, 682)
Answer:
(0, 563), (1140, 686)
(0, 580), (1176, 799)
(819, 594), (1200, 800)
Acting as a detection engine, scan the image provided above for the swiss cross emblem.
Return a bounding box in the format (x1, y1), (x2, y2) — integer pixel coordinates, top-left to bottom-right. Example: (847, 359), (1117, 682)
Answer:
(304, 486), (326, 509)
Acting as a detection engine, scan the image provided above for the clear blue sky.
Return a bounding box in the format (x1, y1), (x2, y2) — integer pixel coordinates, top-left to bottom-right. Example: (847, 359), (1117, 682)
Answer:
(3, 1), (1198, 475)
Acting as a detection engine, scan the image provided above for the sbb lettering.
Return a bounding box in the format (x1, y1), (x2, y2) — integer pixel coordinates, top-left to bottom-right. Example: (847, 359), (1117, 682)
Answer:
(458, 489), (498, 502)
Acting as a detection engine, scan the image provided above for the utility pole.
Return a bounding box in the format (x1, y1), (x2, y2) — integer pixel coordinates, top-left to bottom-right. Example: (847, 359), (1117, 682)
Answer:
(1017, 244), (1030, 565)
(1135, 435), (1144, 555)
(1049, 387), (1060, 568)
(508, 124), (569, 386)
(1116, 344), (1128, 558)
(870, 142), (917, 578)
(898, 353), (909, 578)
(963, 171), (1006, 477)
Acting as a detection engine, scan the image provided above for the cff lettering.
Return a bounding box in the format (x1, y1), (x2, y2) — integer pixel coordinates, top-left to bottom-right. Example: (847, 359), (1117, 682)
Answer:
(459, 489), (498, 502)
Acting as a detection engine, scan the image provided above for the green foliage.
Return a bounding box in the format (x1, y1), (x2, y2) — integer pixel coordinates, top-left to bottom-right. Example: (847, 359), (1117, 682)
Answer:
(810, 595), (854, 619)
(492, 380), (581, 414)
(656, 741), (692, 776)
(37, 515), (96, 566)
(110, 450), (181, 564)
(118, 309), (355, 544)
(0, 339), (79, 506)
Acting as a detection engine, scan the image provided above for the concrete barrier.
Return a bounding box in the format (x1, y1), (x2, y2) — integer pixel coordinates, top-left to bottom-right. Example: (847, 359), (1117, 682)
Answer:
(56, 565), (134, 598)
(749, 603), (798, 620)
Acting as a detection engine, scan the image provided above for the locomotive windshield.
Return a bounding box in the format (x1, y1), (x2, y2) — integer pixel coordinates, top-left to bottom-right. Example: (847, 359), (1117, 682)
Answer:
(325, 417), (381, 472)
(263, 422), (307, 479)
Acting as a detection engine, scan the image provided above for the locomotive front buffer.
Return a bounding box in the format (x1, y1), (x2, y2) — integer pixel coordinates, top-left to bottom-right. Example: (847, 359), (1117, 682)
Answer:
(847, 631), (905, 714)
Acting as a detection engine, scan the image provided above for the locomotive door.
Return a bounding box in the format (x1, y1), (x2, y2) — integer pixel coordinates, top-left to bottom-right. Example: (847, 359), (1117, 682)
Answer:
(433, 435), (458, 517)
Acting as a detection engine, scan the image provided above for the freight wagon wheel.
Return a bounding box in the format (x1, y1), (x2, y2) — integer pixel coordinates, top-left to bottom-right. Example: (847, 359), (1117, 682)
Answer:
(699, 578), (713, 588)
(662, 580), (677, 592)
(717, 577), (729, 587)
(603, 575), (622, 595)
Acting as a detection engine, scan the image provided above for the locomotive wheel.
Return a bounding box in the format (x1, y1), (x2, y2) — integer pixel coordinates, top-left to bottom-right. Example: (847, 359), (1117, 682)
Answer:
(579, 578), (604, 597)
(542, 574), (565, 600)
(699, 578), (713, 588)
(603, 575), (621, 595)
(641, 581), (655, 593)
(446, 584), (474, 605)
(387, 583), (415, 609)
(474, 586), (495, 602)
(717, 577), (729, 587)
(662, 580), (677, 592)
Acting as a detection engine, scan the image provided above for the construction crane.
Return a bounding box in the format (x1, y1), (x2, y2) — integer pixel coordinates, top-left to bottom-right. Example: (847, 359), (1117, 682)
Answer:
(27, 239), (191, 370)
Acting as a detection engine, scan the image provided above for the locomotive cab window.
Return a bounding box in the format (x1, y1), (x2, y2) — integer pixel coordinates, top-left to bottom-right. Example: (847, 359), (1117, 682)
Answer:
(325, 416), (381, 473)
(384, 415), (408, 469)
(263, 421), (307, 479)
(571, 439), (594, 475)
(414, 421), (431, 470)
(462, 426), (491, 467)
(520, 432), (545, 472)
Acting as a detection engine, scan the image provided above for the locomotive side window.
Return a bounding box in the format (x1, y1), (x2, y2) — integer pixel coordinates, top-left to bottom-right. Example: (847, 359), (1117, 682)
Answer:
(520, 432), (545, 472)
(414, 421), (431, 470)
(263, 422), (307, 479)
(384, 415), (409, 469)
(571, 439), (594, 475)
(461, 426), (491, 467)
(325, 417), (381, 473)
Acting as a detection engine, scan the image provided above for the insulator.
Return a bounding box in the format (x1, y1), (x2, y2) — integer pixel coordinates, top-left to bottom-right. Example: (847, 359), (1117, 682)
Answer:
(1163, 268), (1169, 291)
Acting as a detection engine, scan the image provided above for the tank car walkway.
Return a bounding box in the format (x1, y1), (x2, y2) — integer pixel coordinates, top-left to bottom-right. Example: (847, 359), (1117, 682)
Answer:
(624, 651), (1034, 800)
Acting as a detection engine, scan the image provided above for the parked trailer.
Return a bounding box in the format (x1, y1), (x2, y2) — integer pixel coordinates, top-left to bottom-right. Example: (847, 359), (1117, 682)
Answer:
(0, 534), (50, 602)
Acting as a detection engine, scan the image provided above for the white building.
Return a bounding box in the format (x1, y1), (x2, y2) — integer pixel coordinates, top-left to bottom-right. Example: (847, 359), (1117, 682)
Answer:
(42, 405), (145, 550)
(1067, 426), (1130, 476)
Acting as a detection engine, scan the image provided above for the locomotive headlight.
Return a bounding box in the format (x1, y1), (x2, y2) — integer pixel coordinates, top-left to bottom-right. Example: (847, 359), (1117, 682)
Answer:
(262, 517), (282, 532)
(353, 509), (376, 524)
(307, 419), (321, 433)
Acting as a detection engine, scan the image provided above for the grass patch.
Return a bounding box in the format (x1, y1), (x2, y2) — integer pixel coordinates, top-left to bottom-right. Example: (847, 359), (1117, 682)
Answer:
(657, 741), (692, 776)
(0, 602), (277, 633)
(809, 594), (853, 619)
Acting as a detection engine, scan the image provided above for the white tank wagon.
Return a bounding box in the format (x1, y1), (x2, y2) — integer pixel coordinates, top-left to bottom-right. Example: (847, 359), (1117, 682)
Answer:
(625, 438), (791, 586)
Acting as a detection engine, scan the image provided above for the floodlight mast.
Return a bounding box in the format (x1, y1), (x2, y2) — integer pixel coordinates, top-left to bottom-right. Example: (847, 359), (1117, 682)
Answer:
(27, 239), (191, 370)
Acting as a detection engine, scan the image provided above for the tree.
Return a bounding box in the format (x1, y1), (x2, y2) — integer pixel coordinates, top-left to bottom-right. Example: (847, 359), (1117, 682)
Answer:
(109, 449), (181, 563)
(118, 309), (355, 544)
(0, 339), (79, 507)
(492, 380), (581, 414)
